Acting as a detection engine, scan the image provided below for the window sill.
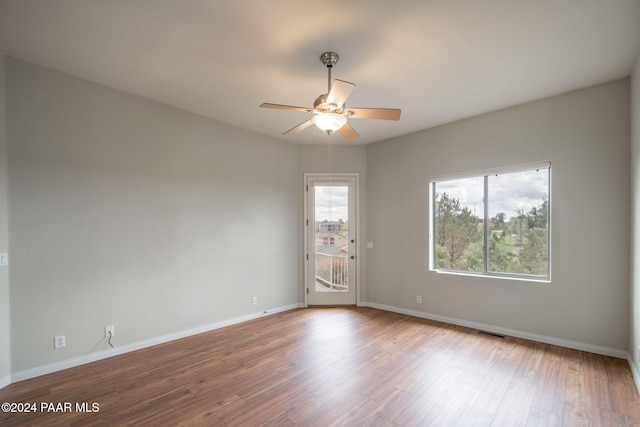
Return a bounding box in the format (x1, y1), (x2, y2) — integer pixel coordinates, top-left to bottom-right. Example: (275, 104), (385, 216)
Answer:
(431, 269), (551, 284)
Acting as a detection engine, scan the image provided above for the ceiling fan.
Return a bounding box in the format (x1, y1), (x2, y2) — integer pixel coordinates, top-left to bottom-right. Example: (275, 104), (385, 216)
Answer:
(260, 52), (401, 142)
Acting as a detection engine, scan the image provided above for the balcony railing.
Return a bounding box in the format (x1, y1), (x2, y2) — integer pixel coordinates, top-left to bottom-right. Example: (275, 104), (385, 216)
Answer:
(315, 252), (348, 291)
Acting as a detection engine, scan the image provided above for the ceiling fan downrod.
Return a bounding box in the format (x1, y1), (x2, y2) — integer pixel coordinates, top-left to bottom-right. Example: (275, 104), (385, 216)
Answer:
(320, 52), (339, 93)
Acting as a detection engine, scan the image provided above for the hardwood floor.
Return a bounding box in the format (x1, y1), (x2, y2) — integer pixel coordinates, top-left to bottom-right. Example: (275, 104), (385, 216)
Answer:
(1, 307), (639, 426)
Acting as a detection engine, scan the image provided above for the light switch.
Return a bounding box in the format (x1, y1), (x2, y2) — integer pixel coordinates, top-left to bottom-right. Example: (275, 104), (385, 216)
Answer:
(366, 242), (374, 249)
(0, 253), (7, 266)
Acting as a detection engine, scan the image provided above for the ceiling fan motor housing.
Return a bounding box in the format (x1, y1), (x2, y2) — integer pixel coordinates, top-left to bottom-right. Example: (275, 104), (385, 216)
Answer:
(313, 93), (342, 113)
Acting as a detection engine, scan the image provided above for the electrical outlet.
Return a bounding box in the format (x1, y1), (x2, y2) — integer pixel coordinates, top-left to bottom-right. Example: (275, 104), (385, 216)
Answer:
(416, 295), (422, 304)
(252, 296), (258, 305)
(0, 253), (8, 266)
(105, 325), (115, 338)
(54, 335), (65, 349)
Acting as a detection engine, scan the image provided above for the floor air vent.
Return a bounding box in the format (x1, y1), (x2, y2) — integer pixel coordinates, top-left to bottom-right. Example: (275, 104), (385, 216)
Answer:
(479, 331), (506, 339)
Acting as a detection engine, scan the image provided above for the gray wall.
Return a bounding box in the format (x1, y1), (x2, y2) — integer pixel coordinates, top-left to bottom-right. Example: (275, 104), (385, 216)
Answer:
(5, 58), (300, 372)
(0, 56), (10, 384)
(631, 57), (640, 373)
(366, 79), (631, 351)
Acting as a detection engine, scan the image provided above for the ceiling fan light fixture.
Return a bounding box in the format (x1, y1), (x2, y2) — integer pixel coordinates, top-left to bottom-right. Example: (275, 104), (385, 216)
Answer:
(312, 113), (347, 133)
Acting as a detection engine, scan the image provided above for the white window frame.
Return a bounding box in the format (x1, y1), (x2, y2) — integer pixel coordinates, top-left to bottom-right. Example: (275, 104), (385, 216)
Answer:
(429, 161), (551, 282)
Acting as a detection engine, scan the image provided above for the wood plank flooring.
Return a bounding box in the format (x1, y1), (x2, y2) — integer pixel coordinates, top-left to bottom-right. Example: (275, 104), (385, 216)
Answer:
(1, 307), (639, 426)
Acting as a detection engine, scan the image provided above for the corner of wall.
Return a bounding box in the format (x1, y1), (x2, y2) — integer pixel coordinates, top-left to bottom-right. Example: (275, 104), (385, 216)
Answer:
(0, 54), (12, 388)
(630, 52), (640, 395)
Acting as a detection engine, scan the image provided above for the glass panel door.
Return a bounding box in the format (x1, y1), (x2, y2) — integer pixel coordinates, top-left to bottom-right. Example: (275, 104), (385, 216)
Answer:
(305, 175), (357, 305)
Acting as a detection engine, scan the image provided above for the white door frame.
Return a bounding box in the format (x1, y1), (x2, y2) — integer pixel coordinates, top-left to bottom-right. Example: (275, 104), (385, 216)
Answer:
(303, 173), (360, 306)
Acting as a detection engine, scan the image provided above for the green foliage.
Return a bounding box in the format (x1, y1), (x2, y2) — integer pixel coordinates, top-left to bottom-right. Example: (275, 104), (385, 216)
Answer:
(434, 192), (549, 277)
(339, 221), (348, 239)
(434, 192), (482, 270)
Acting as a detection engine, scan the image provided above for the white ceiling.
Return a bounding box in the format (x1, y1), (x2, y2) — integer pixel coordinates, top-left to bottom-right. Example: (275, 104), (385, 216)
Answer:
(1, 0), (639, 145)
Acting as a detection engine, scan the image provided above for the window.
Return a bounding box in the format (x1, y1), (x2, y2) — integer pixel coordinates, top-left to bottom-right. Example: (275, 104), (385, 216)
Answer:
(429, 162), (550, 281)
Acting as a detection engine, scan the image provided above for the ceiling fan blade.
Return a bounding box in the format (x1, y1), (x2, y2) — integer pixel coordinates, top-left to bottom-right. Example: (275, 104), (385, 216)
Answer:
(260, 103), (313, 113)
(283, 119), (315, 136)
(337, 122), (359, 142)
(327, 79), (355, 108)
(347, 108), (401, 121)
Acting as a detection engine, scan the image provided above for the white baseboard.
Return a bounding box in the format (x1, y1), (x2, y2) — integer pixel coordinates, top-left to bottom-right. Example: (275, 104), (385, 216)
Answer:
(628, 355), (640, 396)
(0, 375), (10, 389)
(10, 303), (303, 385)
(361, 301), (629, 359)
